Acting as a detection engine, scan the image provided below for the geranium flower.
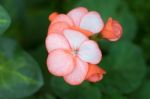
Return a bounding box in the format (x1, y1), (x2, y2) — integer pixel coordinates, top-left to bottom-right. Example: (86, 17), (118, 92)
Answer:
(100, 17), (122, 41)
(46, 29), (105, 85)
(48, 7), (104, 37)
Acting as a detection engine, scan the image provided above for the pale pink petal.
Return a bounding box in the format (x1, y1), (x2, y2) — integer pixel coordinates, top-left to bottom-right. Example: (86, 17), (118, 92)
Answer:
(51, 14), (74, 26)
(67, 7), (88, 26)
(47, 49), (74, 76)
(78, 40), (102, 64)
(48, 22), (69, 35)
(64, 57), (88, 85)
(63, 29), (88, 49)
(46, 33), (70, 52)
(80, 11), (104, 34)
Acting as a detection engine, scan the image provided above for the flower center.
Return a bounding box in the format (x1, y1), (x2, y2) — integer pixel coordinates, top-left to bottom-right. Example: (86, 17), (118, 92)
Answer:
(72, 49), (78, 56)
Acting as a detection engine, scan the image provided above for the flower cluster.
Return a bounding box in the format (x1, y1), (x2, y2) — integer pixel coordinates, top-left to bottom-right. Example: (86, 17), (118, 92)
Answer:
(46, 7), (122, 85)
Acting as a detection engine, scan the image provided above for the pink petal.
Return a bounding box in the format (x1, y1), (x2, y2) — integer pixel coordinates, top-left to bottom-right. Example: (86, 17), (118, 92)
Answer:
(64, 57), (88, 85)
(46, 33), (70, 52)
(63, 29), (88, 49)
(67, 7), (88, 26)
(78, 40), (102, 64)
(80, 11), (104, 34)
(51, 14), (74, 26)
(47, 49), (74, 76)
(48, 22), (69, 35)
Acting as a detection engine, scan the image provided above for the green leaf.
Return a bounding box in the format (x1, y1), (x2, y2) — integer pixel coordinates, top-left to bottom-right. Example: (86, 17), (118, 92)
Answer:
(141, 35), (150, 62)
(0, 5), (11, 35)
(62, 0), (80, 12)
(75, 0), (137, 40)
(50, 76), (76, 97)
(148, 66), (150, 78)
(0, 0), (27, 44)
(102, 90), (127, 99)
(0, 37), (43, 99)
(99, 41), (146, 94)
(31, 45), (51, 91)
(62, 86), (101, 99)
(38, 94), (56, 99)
(0, 0), (57, 49)
(20, 9), (50, 49)
(129, 80), (150, 99)
(50, 76), (91, 98)
(23, 93), (56, 99)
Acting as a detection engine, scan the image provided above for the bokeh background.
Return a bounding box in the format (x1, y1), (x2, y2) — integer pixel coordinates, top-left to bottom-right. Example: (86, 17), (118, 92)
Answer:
(0, 0), (150, 99)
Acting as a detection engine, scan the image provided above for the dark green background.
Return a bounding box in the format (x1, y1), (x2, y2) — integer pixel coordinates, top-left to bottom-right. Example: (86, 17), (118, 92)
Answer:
(0, 0), (150, 99)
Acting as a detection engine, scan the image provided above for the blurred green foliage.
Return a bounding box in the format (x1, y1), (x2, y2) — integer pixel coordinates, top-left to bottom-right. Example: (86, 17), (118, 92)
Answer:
(0, 37), (43, 99)
(0, 0), (150, 99)
(0, 5), (11, 35)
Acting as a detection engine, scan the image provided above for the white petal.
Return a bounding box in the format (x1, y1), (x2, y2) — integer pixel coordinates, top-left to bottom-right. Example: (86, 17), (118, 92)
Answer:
(80, 11), (104, 34)
(67, 7), (88, 26)
(63, 29), (88, 49)
(78, 40), (102, 64)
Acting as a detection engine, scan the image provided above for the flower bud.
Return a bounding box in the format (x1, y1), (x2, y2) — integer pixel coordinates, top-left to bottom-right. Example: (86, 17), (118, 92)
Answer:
(100, 17), (122, 41)
(86, 64), (105, 82)
(49, 12), (58, 21)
